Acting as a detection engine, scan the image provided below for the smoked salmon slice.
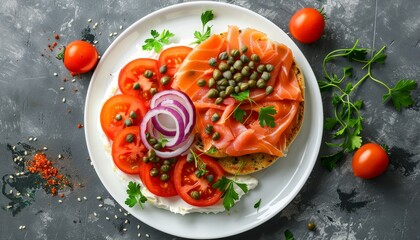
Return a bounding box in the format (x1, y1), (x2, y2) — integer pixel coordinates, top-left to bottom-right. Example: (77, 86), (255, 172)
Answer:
(172, 26), (303, 157)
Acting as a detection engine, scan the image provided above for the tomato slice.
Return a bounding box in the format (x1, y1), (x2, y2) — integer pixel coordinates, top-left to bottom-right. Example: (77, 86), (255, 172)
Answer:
(118, 58), (161, 103)
(100, 94), (148, 140)
(111, 126), (146, 174)
(158, 46), (193, 88)
(174, 154), (224, 207)
(139, 159), (177, 197)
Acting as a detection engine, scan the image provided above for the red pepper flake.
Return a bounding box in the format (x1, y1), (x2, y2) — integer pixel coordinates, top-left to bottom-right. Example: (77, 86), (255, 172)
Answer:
(26, 153), (71, 196)
(54, 33), (60, 40)
(77, 123), (83, 129)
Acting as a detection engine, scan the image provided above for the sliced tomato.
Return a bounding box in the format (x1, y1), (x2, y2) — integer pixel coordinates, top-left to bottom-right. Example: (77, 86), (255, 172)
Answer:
(174, 154), (224, 207)
(139, 159), (177, 197)
(118, 58), (161, 103)
(158, 46), (193, 88)
(112, 126), (146, 174)
(100, 94), (148, 140)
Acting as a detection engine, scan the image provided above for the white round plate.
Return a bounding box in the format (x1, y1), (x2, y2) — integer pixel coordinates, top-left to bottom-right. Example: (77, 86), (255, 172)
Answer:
(85, 1), (323, 239)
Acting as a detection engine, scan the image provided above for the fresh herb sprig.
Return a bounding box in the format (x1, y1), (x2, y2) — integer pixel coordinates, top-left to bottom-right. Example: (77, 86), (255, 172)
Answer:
(230, 90), (277, 128)
(187, 149), (209, 177)
(319, 39), (417, 170)
(125, 181), (148, 208)
(284, 229), (295, 240)
(212, 176), (249, 211)
(193, 10), (215, 44)
(142, 29), (175, 53)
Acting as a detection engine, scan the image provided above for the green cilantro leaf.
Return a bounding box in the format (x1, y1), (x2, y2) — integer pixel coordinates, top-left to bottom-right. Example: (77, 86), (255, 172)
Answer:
(231, 90), (250, 102)
(125, 181), (147, 209)
(284, 229), (295, 240)
(259, 106), (277, 128)
(192, 10), (214, 44)
(213, 176), (248, 211)
(233, 108), (247, 123)
(254, 198), (261, 212)
(142, 29), (175, 53)
(382, 79), (417, 111)
(207, 146), (217, 154)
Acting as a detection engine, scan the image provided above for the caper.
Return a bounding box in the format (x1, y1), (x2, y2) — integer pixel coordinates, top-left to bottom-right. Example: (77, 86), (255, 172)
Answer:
(218, 51), (228, 60)
(195, 170), (203, 178)
(240, 54), (249, 63)
(153, 143), (162, 150)
(211, 113), (220, 122)
(227, 57), (235, 66)
(163, 160), (171, 165)
(160, 76), (171, 85)
(248, 61), (255, 69)
(251, 54), (260, 62)
(233, 73), (243, 82)
(249, 71), (258, 80)
(215, 97), (223, 105)
(257, 64), (266, 73)
(133, 82), (141, 90)
(261, 71), (271, 81)
(230, 49), (240, 58)
(148, 138), (157, 145)
(228, 80), (236, 87)
(265, 86), (274, 95)
(218, 62), (230, 72)
(219, 79), (228, 86)
(225, 86), (234, 95)
(190, 190), (200, 200)
(240, 82), (249, 91)
(208, 57), (217, 67)
(233, 60), (243, 70)
(142, 156), (149, 163)
(212, 132), (221, 140)
(150, 87), (157, 95)
(160, 173), (169, 182)
(217, 85), (226, 91)
(219, 90), (226, 98)
(223, 71), (232, 80)
(168, 158), (177, 164)
(124, 119), (132, 127)
(147, 149), (156, 159)
(145, 132), (151, 139)
(143, 70), (153, 78)
(152, 156), (161, 163)
(197, 78), (206, 87)
(125, 133), (134, 143)
(186, 152), (195, 163)
(160, 164), (170, 173)
(159, 65), (167, 74)
(248, 79), (257, 88)
(115, 114), (122, 121)
(208, 78), (216, 88)
(206, 174), (214, 183)
(213, 69), (222, 80)
(129, 111), (137, 119)
(207, 89), (219, 98)
(205, 124), (214, 135)
(307, 222), (316, 231)
(241, 66), (251, 77)
(257, 79), (266, 88)
(265, 64), (274, 72)
(150, 168), (159, 177)
(234, 86), (240, 93)
(241, 45), (248, 53)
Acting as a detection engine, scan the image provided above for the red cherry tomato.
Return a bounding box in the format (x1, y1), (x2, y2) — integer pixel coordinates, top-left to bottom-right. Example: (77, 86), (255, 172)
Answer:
(100, 94), (148, 140)
(174, 154), (224, 207)
(63, 40), (99, 74)
(289, 8), (325, 44)
(139, 158), (178, 197)
(118, 58), (161, 104)
(158, 46), (193, 86)
(352, 143), (389, 179)
(112, 126), (146, 174)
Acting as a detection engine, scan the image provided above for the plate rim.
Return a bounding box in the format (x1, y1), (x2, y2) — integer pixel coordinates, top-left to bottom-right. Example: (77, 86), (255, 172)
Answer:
(84, 1), (323, 239)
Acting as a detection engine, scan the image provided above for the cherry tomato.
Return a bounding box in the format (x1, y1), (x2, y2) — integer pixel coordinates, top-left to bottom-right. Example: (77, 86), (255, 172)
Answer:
(100, 94), (148, 140)
(118, 58), (161, 103)
(112, 126), (146, 174)
(174, 154), (224, 207)
(289, 8), (325, 44)
(63, 40), (99, 74)
(158, 46), (192, 77)
(352, 143), (389, 179)
(139, 158), (177, 197)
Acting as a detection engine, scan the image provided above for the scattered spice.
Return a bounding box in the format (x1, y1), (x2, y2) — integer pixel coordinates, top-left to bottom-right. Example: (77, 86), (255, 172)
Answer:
(77, 123), (84, 129)
(26, 153), (71, 196)
(54, 33), (60, 40)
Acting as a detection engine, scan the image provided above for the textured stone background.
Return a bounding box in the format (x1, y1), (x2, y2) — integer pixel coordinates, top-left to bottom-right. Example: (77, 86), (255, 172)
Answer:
(1, 0), (419, 239)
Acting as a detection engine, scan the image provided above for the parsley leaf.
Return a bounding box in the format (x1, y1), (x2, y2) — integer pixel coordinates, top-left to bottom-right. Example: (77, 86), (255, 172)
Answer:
(382, 79), (417, 111)
(192, 10), (214, 44)
(254, 198), (261, 212)
(231, 90), (250, 102)
(207, 146), (217, 154)
(233, 108), (247, 123)
(212, 176), (248, 211)
(125, 181), (147, 208)
(142, 29), (175, 53)
(259, 106), (277, 128)
(284, 229), (295, 240)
